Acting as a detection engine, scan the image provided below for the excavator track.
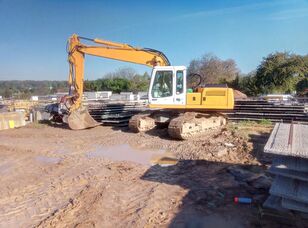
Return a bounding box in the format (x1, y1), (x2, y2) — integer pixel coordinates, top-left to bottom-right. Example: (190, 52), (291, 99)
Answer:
(129, 114), (156, 132)
(168, 112), (226, 140)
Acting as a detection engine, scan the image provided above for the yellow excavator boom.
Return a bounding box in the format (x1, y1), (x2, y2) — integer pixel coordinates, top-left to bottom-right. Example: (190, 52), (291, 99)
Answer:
(65, 34), (170, 129)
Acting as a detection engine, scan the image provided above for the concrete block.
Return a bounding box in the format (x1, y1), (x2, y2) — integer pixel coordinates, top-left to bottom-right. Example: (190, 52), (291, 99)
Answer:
(263, 195), (288, 212)
(282, 198), (308, 213)
(269, 166), (308, 182)
(270, 175), (308, 204)
(273, 156), (308, 172)
(0, 112), (26, 130)
(264, 123), (308, 159)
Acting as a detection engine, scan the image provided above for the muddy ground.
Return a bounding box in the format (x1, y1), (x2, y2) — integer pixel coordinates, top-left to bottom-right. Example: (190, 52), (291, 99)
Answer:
(0, 122), (276, 227)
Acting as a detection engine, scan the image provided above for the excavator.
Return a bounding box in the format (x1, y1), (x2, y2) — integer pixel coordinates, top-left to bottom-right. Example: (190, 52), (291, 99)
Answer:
(50, 34), (234, 139)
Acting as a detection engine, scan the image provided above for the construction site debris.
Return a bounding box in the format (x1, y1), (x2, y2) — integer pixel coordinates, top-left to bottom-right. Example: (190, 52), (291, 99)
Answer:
(86, 100), (308, 129)
(0, 111), (26, 130)
(0, 121), (272, 227)
(264, 123), (308, 214)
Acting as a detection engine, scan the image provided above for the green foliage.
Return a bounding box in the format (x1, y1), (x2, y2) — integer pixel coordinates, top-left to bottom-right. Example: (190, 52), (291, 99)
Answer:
(228, 52), (308, 96)
(228, 72), (260, 96)
(254, 52), (307, 95)
(84, 68), (150, 93)
(0, 68), (150, 98)
(0, 81), (68, 98)
(259, 119), (272, 125)
(296, 78), (308, 96)
(101, 77), (131, 93)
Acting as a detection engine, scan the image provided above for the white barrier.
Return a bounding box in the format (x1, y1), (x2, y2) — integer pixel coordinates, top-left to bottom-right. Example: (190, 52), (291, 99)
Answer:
(0, 112), (26, 130)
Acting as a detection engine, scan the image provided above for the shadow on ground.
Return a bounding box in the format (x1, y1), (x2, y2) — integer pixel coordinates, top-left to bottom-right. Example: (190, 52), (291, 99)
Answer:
(139, 130), (290, 227)
(39, 120), (70, 129)
(141, 159), (271, 228)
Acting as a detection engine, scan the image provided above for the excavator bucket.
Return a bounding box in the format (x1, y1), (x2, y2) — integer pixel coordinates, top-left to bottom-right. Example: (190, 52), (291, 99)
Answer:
(67, 107), (100, 130)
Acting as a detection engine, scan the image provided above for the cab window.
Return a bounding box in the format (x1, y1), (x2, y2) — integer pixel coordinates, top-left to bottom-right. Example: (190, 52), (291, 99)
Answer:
(176, 70), (184, 94)
(152, 71), (173, 98)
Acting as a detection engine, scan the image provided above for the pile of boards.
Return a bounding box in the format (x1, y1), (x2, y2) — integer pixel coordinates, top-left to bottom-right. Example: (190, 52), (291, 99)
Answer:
(263, 123), (308, 213)
(226, 100), (308, 123)
(88, 102), (147, 127)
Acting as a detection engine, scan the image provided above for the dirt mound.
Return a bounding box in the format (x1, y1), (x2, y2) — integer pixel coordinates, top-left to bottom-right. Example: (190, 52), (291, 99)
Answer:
(173, 128), (255, 164)
(234, 89), (248, 99)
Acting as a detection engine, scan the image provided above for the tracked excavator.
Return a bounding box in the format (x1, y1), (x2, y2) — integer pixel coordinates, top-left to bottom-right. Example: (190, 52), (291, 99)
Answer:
(53, 34), (234, 139)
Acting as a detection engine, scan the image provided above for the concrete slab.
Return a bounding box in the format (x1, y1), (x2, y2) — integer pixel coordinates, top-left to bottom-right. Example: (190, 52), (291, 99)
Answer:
(264, 123), (308, 159)
(273, 156), (308, 172)
(263, 195), (288, 212)
(0, 112), (26, 130)
(282, 198), (308, 213)
(270, 176), (308, 204)
(269, 166), (308, 182)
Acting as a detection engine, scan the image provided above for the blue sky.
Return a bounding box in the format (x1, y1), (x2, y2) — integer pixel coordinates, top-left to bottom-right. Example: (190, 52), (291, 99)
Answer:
(0, 0), (307, 80)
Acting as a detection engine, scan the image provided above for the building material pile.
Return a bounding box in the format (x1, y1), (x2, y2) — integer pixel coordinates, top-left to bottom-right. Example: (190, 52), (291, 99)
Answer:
(226, 100), (308, 123)
(88, 102), (147, 126)
(87, 99), (308, 127)
(263, 123), (308, 213)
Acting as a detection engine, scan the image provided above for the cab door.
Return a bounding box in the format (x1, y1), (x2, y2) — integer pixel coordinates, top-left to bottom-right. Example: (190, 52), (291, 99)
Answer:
(148, 67), (174, 105)
(173, 67), (186, 105)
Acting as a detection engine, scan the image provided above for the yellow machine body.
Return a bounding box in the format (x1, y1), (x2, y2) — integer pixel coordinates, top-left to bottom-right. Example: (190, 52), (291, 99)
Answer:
(149, 87), (234, 110)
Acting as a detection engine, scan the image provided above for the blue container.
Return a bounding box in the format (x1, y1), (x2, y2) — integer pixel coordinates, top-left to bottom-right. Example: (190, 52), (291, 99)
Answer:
(234, 197), (252, 204)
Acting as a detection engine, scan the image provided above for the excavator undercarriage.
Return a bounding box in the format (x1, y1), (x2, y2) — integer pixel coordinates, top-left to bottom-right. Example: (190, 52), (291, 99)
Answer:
(129, 110), (227, 140)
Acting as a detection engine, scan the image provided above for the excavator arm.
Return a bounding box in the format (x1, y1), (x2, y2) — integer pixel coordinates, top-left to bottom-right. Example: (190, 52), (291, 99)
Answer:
(65, 34), (170, 129)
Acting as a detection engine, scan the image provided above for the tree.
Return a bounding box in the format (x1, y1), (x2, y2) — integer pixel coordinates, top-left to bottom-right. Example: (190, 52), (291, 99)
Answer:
(254, 52), (308, 94)
(104, 67), (136, 79)
(228, 71), (260, 97)
(99, 77), (131, 93)
(296, 78), (308, 96)
(187, 54), (240, 85)
(128, 72), (150, 93)
(3, 87), (13, 98)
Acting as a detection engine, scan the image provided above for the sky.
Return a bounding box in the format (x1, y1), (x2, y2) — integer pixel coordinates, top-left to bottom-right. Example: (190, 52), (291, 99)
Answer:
(0, 0), (307, 80)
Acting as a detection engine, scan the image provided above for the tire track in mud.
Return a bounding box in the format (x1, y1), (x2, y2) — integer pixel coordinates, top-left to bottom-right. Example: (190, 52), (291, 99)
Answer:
(36, 162), (186, 228)
(0, 149), (115, 227)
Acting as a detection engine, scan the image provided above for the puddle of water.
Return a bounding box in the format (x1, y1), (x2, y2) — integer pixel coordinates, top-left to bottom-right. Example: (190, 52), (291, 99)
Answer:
(87, 144), (178, 166)
(35, 156), (62, 164)
(150, 152), (178, 167)
(53, 148), (70, 154)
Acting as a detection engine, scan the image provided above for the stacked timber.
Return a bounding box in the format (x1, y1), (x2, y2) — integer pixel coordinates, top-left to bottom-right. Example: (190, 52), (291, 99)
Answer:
(88, 102), (147, 127)
(226, 100), (308, 123)
(263, 123), (308, 214)
(88, 100), (308, 127)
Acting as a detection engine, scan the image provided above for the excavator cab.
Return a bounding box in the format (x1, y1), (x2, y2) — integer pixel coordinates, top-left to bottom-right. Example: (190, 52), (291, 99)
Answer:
(148, 66), (234, 110)
(149, 66), (187, 106)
